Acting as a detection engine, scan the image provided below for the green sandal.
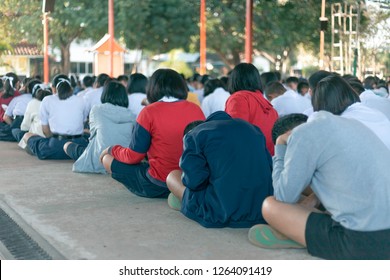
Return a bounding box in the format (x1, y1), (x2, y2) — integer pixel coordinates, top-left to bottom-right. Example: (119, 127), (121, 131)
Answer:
(248, 224), (305, 249)
(167, 193), (181, 211)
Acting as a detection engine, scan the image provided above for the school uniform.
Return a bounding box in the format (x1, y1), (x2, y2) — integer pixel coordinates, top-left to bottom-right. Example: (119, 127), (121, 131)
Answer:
(225, 90), (278, 155)
(201, 87), (230, 117)
(127, 92), (146, 118)
(180, 111), (273, 228)
(83, 87), (103, 115)
(271, 90), (312, 117)
(109, 98), (205, 198)
(27, 95), (88, 160)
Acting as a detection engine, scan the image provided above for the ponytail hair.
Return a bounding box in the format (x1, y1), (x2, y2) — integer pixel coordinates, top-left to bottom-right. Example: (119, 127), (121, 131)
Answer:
(56, 78), (73, 100)
(2, 72), (20, 98)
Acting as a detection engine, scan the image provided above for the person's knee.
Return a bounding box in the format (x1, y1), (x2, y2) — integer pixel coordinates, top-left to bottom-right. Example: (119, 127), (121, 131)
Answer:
(166, 170), (182, 191)
(262, 196), (277, 223)
(101, 154), (114, 173)
(63, 141), (72, 155)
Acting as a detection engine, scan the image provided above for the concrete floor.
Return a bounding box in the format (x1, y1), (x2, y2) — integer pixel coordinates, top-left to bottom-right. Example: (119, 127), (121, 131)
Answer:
(0, 141), (316, 260)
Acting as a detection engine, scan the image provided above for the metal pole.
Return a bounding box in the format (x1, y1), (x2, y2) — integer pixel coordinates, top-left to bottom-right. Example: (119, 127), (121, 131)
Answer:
(108, 0), (114, 77)
(319, 0), (326, 69)
(200, 0), (206, 75)
(245, 0), (253, 63)
(43, 12), (49, 83)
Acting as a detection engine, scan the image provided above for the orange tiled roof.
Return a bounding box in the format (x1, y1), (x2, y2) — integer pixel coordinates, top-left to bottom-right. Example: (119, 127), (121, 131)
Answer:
(4, 42), (43, 56)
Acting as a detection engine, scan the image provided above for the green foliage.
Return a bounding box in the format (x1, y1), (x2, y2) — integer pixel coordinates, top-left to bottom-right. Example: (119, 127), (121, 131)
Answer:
(159, 49), (193, 78)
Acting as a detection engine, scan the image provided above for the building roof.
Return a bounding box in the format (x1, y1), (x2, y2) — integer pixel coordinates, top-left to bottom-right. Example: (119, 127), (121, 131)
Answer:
(88, 34), (126, 53)
(4, 42), (43, 56)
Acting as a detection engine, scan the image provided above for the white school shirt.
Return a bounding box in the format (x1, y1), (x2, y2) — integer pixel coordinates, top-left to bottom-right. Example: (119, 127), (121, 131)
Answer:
(5, 94), (32, 117)
(271, 90), (312, 117)
(83, 87), (103, 115)
(20, 99), (44, 136)
(128, 92), (146, 118)
(341, 102), (390, 151)
(76, 87), (94, 98)
(40, 94), (87, 135)
(360, 90), (390, 121)
(201, 87), (230, 118)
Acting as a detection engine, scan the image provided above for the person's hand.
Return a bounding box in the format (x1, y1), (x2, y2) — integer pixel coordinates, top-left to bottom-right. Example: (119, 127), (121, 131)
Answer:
(276, 130), (291, 145)
(100, 147), (110, 163)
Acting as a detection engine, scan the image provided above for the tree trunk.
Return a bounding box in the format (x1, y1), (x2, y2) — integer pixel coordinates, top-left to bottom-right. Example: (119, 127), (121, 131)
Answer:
(60, 43), (71, 75)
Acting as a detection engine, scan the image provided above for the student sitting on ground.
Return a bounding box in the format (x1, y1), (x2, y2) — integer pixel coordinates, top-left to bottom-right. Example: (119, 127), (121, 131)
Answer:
(13, 86), (52, 147)
(225, 63), (278, 155)
(166, 111), (273, 228)
(64, 81), (136, 174)
(100, 69), (205, 198)
(313, 75), (390, 151)
(0, 79), (41, 141)
(0, 73), (21, 129)
(248, 84), (390, 260)
(24, 76), (88, 160)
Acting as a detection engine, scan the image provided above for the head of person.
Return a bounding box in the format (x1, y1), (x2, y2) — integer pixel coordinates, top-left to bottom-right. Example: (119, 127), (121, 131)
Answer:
(117, 74), (129, 87)
(52, 74), (70, 94)
(183, 120), (205, 136)
(219, 76), (229, 91)
(82, 75), (94, 88)
(272, 113), (308, 144)
(127, 73), (148, 94)
(297, 81), (309, 96)
(228, 63), (263, 94)
(146, 68), (188, 103)
(25, 79), (41, 94)
(35, 89), (52, 102)
(265, 81), (286, 101)
(343, 76), (365, 95)
(312, 75), (360, 115)
(363, 76), (377, 90)
(2, 72), (20, 98)
(101, 81), (129, 108)
(203, 78), (224, 97)
(20, 77), (32, 93)
(56, 78), (73, 100)
(308, 70), (332, 91)
(260, 71), (278, 89)
(0, 78), (4, 95)
(286, 76), (299, 91)
(32, 83), (52, 99)
(95, 73), (110, 88)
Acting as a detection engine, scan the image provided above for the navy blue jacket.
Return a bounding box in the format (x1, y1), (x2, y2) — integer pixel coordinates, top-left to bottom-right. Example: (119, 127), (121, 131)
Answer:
(180, 111), (273, 228)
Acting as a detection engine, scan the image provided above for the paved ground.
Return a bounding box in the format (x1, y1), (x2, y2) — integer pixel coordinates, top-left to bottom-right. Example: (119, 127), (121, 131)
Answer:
(0, 141), (316, 260)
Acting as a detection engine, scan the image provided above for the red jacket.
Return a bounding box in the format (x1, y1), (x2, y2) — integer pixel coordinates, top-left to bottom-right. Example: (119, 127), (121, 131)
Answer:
(0, 91), (21, 123)
(225, 90), (278, 155)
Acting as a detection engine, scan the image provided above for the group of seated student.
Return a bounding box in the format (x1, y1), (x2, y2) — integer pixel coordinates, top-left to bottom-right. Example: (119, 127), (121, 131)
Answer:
(1, 65), (390, 260)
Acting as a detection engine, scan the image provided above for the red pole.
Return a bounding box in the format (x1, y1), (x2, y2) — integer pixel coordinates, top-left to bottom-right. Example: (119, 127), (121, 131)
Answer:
(108, 0), (114, 77)
(43, 12), (49, 83)
(245, 0), (253, 63)
(200, 0), (206, 75)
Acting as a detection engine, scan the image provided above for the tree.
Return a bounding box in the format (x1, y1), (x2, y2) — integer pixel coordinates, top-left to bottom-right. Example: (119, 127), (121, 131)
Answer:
(0, 0), (107, 74)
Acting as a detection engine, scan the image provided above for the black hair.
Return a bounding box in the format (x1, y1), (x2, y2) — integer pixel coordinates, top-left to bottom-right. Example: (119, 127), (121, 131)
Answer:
(274, 71), (281, 81)
(220, 76), (228, 91)
(260, 72), (278, 89)
(183, 120), (205, 136)
(101, 81), (129, 108)
(308, 70), (332, 90)
(146, 69), (188, 103)
(265, 81), (286, 99)
(200, 74), (210, 85)
(83, 75), (94, 88)
(297, 81), (309, 95)
(363, 76), (377, 90)
(272, 113), (308, 144)
(286, 76), (299, 84)
(203, 78), (224, 97)
(228, 63), (263, 94)
(127, 73), (148, 94)
(343, 75), (364, 95)
(96, 73), (110, 88)
(312, 75), (360, 115)
(117, 75), (129, 82)
(56, 79), (73, 100)
(35, 89), (52, 101)
(2, 72), (20, 98)
(52, 74), (69, 89)
(26, 79), (41, 94)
